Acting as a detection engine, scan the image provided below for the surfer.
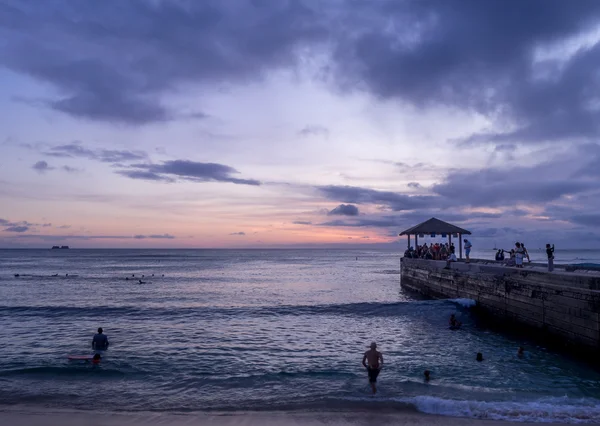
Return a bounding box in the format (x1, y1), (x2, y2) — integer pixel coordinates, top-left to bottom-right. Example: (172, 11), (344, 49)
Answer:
(92, 327), (109, 350)
(362, 342), (383, 394)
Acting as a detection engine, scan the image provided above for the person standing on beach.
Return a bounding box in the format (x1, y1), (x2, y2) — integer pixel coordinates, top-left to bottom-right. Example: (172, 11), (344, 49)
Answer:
(546, 244), (555, 272)
(464, 239), (472, 263)
(92, 327), (109, 350)
(362, 342), (383, 394)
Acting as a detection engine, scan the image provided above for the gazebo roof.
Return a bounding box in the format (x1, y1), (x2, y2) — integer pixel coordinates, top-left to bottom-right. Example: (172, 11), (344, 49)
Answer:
(399, 217), (471, 236)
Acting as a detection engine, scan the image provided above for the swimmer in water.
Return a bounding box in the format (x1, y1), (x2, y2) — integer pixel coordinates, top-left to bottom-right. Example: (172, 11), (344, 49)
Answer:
(362, 342), (383, 394)
(139, 279), (146, 284)
(424, 370), (430, 382)
(476, 352), (484, 362)
(449, 314), (462, 328)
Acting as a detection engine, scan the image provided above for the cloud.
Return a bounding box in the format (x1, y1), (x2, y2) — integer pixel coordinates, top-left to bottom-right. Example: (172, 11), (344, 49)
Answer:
(332, 1), (600, 145)
(230, 232), (246, 236)
(133, 234), (175, 239)
(328, 204), (359, 216)
(318, 185), (438, 211)
(407, 182), (421, 189)
(0, 1), (327, 124)
(569, 214), (600, 227)
(299, 125), (329, 137)
(45, 142), (147, 163)
(293, 221), (312, 225)
(118, 160), (260, 185)
(4, 226), (29, 232)
(42, 223), (52, 227)
(62, 165), (82, 173)
(32, 160), (53, 173)
(56, 225), (71, 229)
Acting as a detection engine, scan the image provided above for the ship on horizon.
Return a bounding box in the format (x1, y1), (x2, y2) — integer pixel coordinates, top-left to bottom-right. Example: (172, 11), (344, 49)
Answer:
(51, 246), (70, 249)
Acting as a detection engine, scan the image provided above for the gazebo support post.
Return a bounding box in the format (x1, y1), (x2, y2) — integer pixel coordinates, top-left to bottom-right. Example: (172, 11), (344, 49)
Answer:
(407, 235), (411, 250)
(459, 233), (463, 260)
(415, 234), (419, 249)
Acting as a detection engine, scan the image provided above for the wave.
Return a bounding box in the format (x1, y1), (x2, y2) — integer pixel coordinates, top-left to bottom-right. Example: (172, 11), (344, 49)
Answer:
(406, 395), (600, 423)
(0, 300), (457, 319)
(448, 298), (477, 308)
(0, 366), (127, 378)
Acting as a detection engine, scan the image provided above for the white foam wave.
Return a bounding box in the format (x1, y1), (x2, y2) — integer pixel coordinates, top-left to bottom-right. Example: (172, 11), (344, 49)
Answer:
(407, 395), (600, 423)
(449, 298), (477, 307)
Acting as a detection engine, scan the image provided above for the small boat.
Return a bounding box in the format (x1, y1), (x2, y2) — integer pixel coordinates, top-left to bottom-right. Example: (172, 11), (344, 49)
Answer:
(51, 246), (60, 249)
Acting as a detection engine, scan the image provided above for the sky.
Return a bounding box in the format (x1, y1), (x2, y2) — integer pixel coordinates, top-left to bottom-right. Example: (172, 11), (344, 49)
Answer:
(1, 0), (600, 249)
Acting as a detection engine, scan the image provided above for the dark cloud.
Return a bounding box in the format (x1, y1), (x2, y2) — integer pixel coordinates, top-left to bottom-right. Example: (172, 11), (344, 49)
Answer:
(45, 142), (147, 163)
(133, 234), (175, 239)
(333, 0), (600, 145)
(118, 160), (260, 185)
(407, 182), (421, 189)
(230, 232), (246, 236)
(298, 125), (329, 137)
(32, 160), (53, 173)
(318, 185), (437, 211)
(292, 221), (312, 225)
(569, 214), (600, 227)
(328, 204), (359, 216)
(0, 1), (327, 124)
(42, 223), (52, 227)
(4, 226), (29, 232)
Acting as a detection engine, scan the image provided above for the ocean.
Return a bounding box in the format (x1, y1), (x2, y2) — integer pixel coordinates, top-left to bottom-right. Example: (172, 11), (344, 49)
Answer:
(1, 248), (600, 423)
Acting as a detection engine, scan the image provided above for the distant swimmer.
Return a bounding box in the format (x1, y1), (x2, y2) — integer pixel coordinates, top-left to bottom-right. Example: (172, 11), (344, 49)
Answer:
(362, 342), (383, 394)
(476, 352), (483, 362)
(132, 274), (135, 277)
(139, 280), (146, 284)
(152, 274), (154, 277)
(66, 274), (69, 277)
(92, 327), (109, 350)
(125, 277), (129, 281)
(14, 274), (19, 277)
(52, 274), (58, 277)
(424, 370), (431, 382)
(449, 314), (462, 329)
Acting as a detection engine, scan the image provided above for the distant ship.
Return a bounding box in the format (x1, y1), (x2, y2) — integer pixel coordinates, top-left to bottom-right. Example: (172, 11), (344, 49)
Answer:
(51, 246), (70, 249)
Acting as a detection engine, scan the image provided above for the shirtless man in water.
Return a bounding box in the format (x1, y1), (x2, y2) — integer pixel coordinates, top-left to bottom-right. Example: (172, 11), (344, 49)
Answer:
(362, 342), (383, 394)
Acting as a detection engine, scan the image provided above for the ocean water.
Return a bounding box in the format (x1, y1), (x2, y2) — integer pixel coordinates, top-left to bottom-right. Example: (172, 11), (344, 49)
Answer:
(1, 249), (600, 423)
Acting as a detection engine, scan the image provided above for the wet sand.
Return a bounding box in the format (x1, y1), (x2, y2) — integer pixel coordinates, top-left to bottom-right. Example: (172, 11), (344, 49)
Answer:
(0, 408), (572, 426)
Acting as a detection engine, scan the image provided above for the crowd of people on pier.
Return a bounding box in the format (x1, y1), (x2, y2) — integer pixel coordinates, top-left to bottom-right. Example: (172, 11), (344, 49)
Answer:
(403, 242), (456, 260)
(405, 239), (556, 271)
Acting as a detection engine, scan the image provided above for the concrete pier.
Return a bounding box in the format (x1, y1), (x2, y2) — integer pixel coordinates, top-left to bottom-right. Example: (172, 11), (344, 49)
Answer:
(401, 257), (600, 351)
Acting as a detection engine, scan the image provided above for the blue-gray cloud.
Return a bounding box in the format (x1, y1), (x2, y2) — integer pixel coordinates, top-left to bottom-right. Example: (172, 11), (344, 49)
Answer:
(318, 185), (437, 211)
(118, 160), (260, 186)
(45, 142), (147, 163)
(293, 221), (312, 225)
(328, 204), (359, 216)
(32, 160), (53, 173)
(230, 232), (246, 236)
(133, 234), (175, 239)
(299, 125), (329, 137)
(4, 226), (29, 232)
(0, 1), (327, 124)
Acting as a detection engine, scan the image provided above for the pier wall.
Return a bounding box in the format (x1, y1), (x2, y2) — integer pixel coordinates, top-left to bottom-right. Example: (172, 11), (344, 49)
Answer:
(401, 258), (600, 350)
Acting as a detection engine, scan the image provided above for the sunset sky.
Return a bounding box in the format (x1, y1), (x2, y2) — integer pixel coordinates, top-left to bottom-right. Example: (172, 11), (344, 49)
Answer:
(1, 0), (600, 248)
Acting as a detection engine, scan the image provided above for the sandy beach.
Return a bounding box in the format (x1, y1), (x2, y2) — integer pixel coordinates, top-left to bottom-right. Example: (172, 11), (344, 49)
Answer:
(0, 408), (573, 426)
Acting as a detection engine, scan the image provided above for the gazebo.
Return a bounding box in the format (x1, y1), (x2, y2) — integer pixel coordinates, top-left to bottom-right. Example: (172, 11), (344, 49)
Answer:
(399, 217), (472, 259)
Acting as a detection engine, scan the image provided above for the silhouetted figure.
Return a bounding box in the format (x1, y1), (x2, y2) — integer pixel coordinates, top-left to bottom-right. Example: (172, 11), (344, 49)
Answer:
(92, 327), (109, 350)
(476, 352), (483, 362)
(424, 370), (430, 381)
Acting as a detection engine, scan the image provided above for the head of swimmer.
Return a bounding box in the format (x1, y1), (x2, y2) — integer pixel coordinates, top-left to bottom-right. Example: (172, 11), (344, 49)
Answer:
(476, 352), (483, 362)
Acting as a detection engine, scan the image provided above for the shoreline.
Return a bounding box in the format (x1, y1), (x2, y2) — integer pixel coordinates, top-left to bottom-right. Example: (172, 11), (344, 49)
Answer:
(0, 407), (575, 426)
